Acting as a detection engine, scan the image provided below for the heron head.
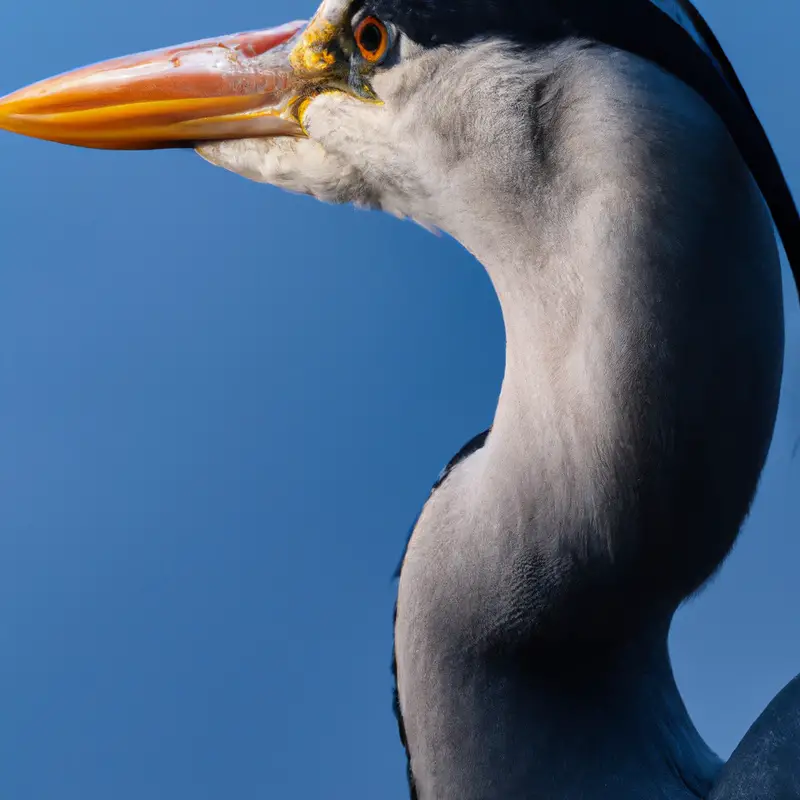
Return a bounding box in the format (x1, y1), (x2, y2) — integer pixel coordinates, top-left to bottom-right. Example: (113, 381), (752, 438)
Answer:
(0, 0), (541, 233)
(0, 0), (788, 256)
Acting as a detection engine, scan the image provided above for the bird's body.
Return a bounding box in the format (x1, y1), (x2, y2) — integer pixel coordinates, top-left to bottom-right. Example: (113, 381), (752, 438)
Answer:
(0, 2), (798, 798)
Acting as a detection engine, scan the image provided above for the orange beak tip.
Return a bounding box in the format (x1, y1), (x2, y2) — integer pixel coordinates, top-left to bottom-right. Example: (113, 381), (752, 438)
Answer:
(0, 21), (309, 150)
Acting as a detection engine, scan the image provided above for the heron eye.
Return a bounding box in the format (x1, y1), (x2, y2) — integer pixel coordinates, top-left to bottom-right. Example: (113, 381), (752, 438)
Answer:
(354, 16), (390, 63)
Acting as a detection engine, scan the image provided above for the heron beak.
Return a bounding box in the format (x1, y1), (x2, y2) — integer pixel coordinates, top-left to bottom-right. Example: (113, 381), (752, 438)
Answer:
(0, 22), (311, 150)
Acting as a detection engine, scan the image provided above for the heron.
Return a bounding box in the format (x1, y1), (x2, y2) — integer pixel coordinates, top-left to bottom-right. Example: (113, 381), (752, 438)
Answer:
(1, 0), (798, 797)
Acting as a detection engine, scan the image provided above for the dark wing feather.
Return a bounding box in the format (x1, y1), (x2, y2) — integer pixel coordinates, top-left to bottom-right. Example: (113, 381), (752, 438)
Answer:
(709, 671), (800, 798)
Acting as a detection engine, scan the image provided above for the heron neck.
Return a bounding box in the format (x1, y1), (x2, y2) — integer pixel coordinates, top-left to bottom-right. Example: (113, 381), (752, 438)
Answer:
(400, 624), (720, 799)
(396, 48), (782, 800)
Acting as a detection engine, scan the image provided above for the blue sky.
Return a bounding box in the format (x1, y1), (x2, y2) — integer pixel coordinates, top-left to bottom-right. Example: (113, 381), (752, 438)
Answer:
(0, 0), (798, 797)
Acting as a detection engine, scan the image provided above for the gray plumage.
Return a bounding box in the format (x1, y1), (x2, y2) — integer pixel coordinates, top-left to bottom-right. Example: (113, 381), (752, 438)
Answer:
(0, 0), (797, 795)
(198, 36), (787, 797)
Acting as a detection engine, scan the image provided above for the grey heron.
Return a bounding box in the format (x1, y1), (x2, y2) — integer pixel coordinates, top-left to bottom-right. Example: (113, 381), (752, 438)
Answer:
(1, 0), (799, 797)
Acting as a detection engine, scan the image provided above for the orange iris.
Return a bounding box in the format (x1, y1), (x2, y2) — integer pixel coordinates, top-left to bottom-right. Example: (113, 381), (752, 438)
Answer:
(354, 16), (390, 63)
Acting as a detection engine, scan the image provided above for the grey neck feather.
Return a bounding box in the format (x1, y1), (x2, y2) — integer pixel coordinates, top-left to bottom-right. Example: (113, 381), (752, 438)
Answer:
(395, 43), (784, 799)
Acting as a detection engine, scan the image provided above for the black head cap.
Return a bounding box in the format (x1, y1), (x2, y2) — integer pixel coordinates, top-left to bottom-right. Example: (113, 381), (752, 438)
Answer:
(361, 0), (800, 299)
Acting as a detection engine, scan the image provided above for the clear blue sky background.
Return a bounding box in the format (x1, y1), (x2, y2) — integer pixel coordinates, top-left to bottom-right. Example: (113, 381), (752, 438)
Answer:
(0, 0), (797, 797)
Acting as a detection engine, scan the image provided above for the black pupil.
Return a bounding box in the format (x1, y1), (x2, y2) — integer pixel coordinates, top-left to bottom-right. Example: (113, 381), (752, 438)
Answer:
(359, 22), (383, 54)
